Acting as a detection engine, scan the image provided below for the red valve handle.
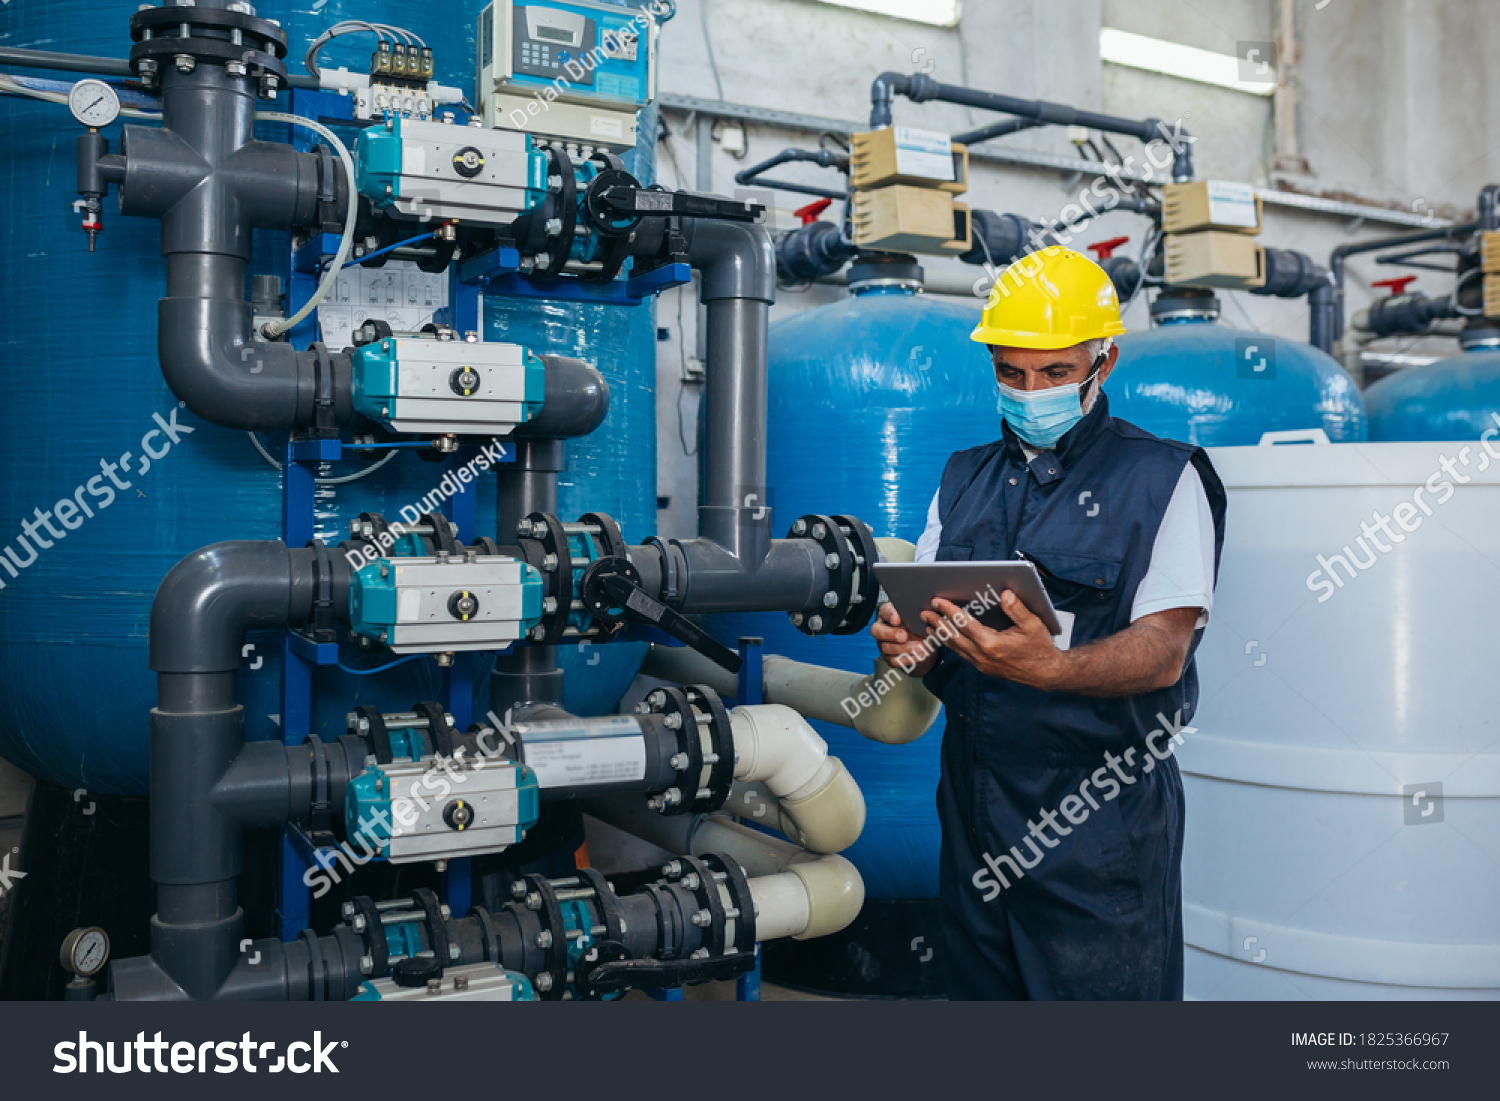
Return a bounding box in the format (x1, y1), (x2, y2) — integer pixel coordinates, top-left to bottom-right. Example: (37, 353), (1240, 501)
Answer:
(1372, 276), (1417, 296)
(794, 198), (834, 225)
(1087, 236), (1131, 261)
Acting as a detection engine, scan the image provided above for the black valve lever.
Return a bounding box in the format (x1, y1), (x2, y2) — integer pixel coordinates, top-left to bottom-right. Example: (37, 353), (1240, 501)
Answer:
(597, 185), (765, 225)
(579, 557), (743, 674)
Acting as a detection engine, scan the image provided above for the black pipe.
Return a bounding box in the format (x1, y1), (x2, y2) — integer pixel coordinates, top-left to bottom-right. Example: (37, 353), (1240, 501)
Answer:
(1308, 277), (1338, 354)
(0, 44), (320, 89)
(869, 72), (1194, 181)
(492, 440), (565, 712)
(733, 147), (849, 201)
(776, 221), (858, 282)
(1328, 222), (1478, 346)
(1363, 291), (1460, 337)
(953, 118), (1045, 145)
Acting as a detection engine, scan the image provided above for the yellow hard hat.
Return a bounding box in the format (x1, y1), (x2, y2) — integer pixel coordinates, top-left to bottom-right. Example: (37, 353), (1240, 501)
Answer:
(971, 245), (1127, 350)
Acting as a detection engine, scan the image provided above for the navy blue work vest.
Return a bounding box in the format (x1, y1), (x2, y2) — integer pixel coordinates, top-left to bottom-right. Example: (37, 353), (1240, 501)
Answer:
(923, 392), (1227, 778)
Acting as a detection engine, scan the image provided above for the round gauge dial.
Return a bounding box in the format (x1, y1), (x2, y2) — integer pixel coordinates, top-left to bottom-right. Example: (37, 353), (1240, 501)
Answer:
(60, 927), (111, 977)
(68, 79), (121, 129)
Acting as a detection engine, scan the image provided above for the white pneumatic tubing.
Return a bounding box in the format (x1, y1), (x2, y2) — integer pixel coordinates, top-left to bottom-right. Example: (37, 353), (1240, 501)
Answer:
(254, 113), (359, 338)
(730, 704), (865, 854)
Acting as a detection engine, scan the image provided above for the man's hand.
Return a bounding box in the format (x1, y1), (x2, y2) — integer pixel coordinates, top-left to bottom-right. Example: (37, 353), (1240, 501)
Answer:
(921, 592), (1064, 690)
(871, 601), (940, 678)
(923, 595), (1202, 698)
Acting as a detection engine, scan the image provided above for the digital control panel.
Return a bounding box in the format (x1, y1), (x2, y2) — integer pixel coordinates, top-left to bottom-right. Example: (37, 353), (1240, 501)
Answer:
(478, 0), (657, 150)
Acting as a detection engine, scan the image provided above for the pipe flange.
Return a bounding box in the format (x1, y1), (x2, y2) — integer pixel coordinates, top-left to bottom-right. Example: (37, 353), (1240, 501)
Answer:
(409, 888), (450, 978)
(785, 513), (855, 636)
(672, 855), (728, 957)
(528, 147), (576, 283)
(829, 514), (880, 634)
(522, 874), (569, 999)
(576, 511), (627, 560)
(703, 852), (758, 954)
(640, 686), (699, 814)
(419, 511), (460, 557)
(523, 512), (574, 643)
(350, 705), (393, 765)
(411, 701), (458, 759)
(349, 896), (389, 979)
(577, 867), (625, 943)
(682, 685), (734, 814)
(128, 5), (289, 82)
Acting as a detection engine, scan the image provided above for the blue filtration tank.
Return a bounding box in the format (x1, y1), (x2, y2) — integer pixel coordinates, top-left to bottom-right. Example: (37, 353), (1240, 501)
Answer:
(0, 0), (654, 795)
(718, 271), (1001, 903)
(1364, 335), (1500, 440)
(1108, 295), (1367, 445)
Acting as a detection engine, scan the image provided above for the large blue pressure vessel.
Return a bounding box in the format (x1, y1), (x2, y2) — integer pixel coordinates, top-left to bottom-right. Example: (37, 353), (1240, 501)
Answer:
(0, 0), (654, 795)
(1109, 302), (1367, 445)
(1364, 340), (1500, 440)
(719, 274), (1001, 900)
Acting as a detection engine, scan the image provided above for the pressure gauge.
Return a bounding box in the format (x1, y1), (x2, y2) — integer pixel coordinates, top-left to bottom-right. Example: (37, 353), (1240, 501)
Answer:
(60, 926), (111, 977)
(68, 79), (121, 129)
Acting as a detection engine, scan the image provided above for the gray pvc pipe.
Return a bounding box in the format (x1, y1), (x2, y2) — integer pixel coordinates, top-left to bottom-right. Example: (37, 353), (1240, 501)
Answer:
(685, 219), (776, 561)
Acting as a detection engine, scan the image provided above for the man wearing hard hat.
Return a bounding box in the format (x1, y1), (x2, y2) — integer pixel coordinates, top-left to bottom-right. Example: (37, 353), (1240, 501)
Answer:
(872, 246), (1226, 1000)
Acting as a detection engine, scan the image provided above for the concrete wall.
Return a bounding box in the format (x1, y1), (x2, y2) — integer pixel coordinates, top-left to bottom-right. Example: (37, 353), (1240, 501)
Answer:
(649, 0), (1494, 539)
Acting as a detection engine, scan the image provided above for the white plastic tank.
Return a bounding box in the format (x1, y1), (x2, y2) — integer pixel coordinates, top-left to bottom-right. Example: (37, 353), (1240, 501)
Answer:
(1183, 435), (1500, 999)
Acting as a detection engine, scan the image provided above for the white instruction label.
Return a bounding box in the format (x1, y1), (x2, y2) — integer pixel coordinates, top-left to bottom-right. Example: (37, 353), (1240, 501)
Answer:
(1205, 180), (1259, 228)
(316, 260), (450, 351)
(893, 126), (955, 181)
(522, 718), (647, 789)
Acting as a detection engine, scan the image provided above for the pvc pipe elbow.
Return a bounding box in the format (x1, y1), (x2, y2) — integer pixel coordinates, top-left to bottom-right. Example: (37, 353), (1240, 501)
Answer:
(786, 854), (864, 940)
(777, 757), (865, 854)
(850, 658), (942, 745)
(731, 704), (827, 796)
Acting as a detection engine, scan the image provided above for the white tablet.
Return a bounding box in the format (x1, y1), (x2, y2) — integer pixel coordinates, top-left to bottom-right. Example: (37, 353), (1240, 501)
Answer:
(873, 560), (1064, 638)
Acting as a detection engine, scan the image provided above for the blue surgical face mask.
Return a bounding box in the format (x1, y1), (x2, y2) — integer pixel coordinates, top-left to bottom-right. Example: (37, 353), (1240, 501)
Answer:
(995, 358), (1104, 449)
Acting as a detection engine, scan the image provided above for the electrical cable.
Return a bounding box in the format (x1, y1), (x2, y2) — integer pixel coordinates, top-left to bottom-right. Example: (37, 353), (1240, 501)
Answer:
(342, 231), (437, 269)
(338, 654), (428, 676)
(305, 22), (426, 82)
(699, 0), (725, 101)
(255, 112), (358, 338)
(247, 432), (401, 484)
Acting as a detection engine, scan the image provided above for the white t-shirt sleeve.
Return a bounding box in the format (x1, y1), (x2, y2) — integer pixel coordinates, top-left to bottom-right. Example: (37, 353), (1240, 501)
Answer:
(1130, 462), (1217, 628)
(914, 489), (942, 563)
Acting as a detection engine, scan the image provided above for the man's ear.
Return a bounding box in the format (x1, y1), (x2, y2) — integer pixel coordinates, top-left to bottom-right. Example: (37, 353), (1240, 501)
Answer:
(1097, 341), (1121, 386)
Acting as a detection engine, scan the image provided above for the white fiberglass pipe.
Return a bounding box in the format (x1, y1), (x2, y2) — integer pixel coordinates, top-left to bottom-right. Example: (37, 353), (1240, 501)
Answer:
(581, 801), (865, 942)
(729, 704), (865, 854)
